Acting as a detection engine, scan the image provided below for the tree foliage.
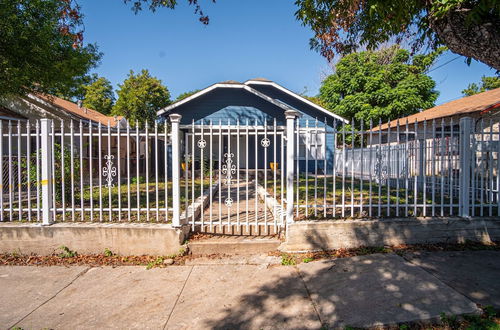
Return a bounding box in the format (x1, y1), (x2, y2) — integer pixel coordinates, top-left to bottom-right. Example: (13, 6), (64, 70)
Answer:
(174, 89), (201, 102)
(319, 46), (443, 125)
(462, 75), (500, 96)
(113, 69), (171, 126)
(0, 0), (101, 98)
(82, 77), (115, 114)
(294, 0), (500, 69)
(123, 0), (211, 24)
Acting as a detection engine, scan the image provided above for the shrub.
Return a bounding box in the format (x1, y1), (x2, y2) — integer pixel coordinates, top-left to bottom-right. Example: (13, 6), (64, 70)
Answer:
(19, 143), (81, 203)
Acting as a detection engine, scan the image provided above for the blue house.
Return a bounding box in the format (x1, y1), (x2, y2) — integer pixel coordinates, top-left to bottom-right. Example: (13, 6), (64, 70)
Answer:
(157, 78), (348, 172)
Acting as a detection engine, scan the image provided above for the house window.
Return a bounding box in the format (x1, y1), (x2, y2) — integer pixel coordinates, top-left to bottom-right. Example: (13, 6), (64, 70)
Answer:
(298, 129), (325, 160)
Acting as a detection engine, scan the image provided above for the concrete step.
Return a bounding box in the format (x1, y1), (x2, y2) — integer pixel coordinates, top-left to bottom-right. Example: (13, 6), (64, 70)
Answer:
(188, 237), (282, 256)
(193, 224), (282, 236)
(184, 254), (281, 266)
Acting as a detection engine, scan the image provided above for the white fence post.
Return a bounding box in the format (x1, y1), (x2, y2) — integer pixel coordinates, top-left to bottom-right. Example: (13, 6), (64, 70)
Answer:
(170, 114), (182, 227)
(285, 110), (299, 223)
(459, 117), (472, 217)
(40, 119), (53, 225)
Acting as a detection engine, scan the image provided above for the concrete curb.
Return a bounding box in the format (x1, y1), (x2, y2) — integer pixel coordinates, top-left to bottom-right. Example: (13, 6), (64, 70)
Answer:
(180, 182), (219, 225)
(256, 183), (284, 222)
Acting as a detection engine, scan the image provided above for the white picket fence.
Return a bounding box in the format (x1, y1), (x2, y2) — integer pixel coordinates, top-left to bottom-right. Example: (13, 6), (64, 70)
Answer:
(0, 113), (498, 231)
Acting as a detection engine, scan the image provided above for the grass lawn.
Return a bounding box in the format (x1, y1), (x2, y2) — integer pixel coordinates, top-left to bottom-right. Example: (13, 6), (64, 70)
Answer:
(267, 175), (461, 219)
(49, 178), (211, 222)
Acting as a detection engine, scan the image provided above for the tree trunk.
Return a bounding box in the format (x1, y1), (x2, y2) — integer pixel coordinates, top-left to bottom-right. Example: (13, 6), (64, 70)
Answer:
(429, 9), (500, 70)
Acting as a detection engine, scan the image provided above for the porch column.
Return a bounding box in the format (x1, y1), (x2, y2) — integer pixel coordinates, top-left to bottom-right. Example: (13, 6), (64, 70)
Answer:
(285, 110), (299, 223)
(170, 114), (182, 227)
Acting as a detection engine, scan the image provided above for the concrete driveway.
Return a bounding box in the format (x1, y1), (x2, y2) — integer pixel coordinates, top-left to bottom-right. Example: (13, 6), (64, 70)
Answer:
(1, 251), (498, 329)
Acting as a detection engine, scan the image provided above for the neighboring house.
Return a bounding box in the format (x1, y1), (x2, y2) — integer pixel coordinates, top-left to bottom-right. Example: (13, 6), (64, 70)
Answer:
(371, 87), (500, 145)
(0, 93), (126, 128)
(0, 94), (149, 190)
(368, 88), (500, 179)
(157, 78), (348, 171)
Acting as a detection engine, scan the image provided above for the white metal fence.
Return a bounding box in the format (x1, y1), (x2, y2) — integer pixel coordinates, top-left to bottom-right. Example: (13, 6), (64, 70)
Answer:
(293, 116), (499, 219)
(0, 114), (498, 232)
(0, 119), (173, 223)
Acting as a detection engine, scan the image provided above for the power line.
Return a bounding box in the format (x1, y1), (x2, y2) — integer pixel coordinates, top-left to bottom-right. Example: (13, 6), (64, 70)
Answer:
(427, 56), (461, 73)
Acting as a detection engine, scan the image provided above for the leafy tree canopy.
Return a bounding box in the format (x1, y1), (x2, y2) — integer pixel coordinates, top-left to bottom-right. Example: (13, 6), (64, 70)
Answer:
(124, 0), (210, 24)
(82, 77), (115, 115)
(174, 89), (201, 102)
(319, 46), (443, 125)
(113, 69), (171, 126)
(0, 0), (101, 98)
(294, 0), (500, 69)
(304, 95), (328, 109)
(462, 75), (500, 96)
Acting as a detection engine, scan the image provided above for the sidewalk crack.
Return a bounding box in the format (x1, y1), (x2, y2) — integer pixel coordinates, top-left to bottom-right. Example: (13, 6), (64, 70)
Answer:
(163, 265), (194, 329)
(10, 266), (92, 329)
(295, 266), (324, 327)
(399, 253), (480, 311)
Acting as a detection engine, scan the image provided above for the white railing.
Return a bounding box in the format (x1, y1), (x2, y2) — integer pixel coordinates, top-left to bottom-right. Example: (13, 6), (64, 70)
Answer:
(0, 114), (498, 229)
(292, 116), (499, 219)
(0, 119), (174, 225)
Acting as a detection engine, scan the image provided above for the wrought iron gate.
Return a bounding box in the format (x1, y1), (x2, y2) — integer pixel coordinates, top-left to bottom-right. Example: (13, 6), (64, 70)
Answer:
(181, 120), (286, 235)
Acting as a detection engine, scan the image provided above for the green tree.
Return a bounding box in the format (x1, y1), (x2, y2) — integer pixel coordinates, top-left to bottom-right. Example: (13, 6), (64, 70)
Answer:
(125, 0), (499, 69)
(319, 46), (443, 125)
(304, 96), (328, 108)
(57, 73), (98, 102)
(174, 89), (201, 102)
(82, 77), (115, 114)
(0, 0), (101, 98)
(113, 69), (171, 126)
(462, 76), (500, 96)
(295, 0), (500, 69)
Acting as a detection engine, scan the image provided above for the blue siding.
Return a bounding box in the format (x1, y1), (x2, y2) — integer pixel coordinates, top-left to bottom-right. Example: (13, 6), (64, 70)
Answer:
(160, 84), (343, 173)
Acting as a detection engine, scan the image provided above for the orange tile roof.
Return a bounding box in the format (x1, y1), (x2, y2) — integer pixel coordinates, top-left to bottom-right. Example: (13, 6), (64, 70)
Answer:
(373, 88), (500, 131)
(37, 94), (123, 127)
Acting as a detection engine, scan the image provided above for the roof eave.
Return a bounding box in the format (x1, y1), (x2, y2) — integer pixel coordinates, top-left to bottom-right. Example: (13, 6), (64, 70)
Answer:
(244, 80), (349, 123)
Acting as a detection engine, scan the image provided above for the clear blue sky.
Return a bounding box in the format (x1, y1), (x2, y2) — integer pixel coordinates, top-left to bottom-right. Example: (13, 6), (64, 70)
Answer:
(79, 0), (496, 105)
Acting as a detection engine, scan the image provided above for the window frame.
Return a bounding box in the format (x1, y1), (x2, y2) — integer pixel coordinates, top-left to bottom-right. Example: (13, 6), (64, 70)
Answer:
(297, 127), (326, 160)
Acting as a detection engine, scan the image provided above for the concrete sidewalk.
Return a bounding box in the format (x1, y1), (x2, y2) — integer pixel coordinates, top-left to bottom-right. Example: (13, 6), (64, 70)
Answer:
(1, 251), (498, 329)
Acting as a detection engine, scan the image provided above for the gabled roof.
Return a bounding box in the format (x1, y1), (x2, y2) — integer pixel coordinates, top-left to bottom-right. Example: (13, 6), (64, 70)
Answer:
(373, 87), (500, 131)
(157, 81), (297, 116)
(0, 106), (28, 121)
(31, 94), (124, 127)
(157, 79), (349, 123)
(244, 78), (348, 123)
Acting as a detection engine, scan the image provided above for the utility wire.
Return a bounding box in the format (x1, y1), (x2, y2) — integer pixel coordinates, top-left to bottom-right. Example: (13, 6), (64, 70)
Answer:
(427, 56), (461, 73)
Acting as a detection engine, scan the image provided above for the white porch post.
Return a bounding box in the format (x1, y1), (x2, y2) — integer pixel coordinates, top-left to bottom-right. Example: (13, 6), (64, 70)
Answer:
(285, 110), (299, 223)
(40, 119), (53, 225)
(170, 114), (182, 227)
(459, 117), (472, 217)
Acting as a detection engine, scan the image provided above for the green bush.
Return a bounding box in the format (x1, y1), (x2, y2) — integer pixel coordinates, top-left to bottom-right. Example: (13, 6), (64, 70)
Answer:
(130, 176), (146, 184)
(19, 143), (81, 203)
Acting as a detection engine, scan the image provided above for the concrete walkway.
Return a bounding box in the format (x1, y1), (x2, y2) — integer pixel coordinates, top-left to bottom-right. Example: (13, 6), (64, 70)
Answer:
(2, 251), (498, 329)
(202, 182), (274, 225)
